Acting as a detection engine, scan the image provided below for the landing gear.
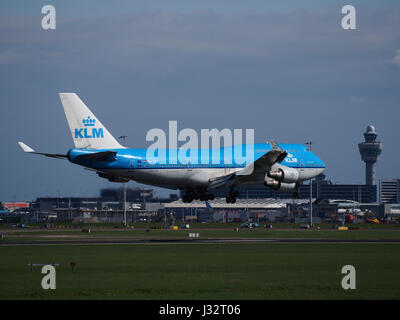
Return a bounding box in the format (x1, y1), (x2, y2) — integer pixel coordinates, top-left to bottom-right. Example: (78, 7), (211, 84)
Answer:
(182, 194), (194, 203)
(226, 188), (239, 204)
(292, 184), (301, 199)
(182, 188), (215, 203)
(226, 196), (236, 204)
(200, 193), (215, 201)
(182, 189), (195, 203)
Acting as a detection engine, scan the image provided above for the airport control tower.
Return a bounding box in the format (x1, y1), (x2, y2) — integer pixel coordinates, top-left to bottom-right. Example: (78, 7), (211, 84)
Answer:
(358, 125), (383, 185)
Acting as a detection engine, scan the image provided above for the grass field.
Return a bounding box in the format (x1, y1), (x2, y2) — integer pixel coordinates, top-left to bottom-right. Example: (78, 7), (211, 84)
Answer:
(1, 243), (399, 299)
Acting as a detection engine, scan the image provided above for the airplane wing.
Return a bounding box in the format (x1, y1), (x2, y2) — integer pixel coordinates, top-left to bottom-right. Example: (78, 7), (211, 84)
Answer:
(207, 141), (287, 189)
(18, 142), (68, 160)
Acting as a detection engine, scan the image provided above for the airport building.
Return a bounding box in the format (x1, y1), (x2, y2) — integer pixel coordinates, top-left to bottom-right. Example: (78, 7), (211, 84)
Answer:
(380, 179), (400, 203)
(31, 197), (102, 212)
(8, 187), (177, 224)
(210, 174), (377, 203)
(29, 187), (178, 212)
(163, 197), (397, 222)
(164, 198), (309, 223)
(2, 187), (398, 224)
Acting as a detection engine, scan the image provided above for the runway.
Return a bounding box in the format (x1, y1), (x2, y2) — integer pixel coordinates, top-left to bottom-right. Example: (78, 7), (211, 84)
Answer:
(1, 238), (400, 246)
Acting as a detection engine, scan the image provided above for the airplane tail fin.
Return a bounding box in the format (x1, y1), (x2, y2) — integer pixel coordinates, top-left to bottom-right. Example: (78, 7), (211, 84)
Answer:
(59, 93), (125, 149)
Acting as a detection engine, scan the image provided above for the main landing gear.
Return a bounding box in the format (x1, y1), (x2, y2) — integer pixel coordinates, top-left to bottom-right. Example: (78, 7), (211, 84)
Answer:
(226, 188), (239, 204)
(182, 188), (215, 203)
(292, 184), (301, 199)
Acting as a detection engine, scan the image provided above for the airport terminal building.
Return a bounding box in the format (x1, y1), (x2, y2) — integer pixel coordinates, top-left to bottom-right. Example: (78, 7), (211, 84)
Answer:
(2, 174), (400, 224)
(380, 179), (400, 203)
(206, 174), (377, 203)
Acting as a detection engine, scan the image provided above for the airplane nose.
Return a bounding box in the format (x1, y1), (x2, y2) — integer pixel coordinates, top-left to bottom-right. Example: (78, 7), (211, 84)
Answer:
(311, 153), (326, 177)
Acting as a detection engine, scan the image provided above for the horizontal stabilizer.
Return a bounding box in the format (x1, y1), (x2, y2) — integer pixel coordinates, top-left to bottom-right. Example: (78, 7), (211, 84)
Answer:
(76, 151), (117, 161)
(18, 142), (67, 160)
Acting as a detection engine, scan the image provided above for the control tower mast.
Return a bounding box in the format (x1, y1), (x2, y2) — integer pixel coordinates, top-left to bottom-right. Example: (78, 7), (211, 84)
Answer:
(358, 125), (383, 185)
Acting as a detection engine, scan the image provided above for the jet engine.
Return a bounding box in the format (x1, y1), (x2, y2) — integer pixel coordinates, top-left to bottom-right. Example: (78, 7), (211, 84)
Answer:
(267, 164), (299, 183)
(264, 179), (296, 191)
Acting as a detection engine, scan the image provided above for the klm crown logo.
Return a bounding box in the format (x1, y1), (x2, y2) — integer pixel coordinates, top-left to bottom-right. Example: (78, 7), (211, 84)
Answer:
(74, 116), (104, 139)
(83, 116), (95, 127)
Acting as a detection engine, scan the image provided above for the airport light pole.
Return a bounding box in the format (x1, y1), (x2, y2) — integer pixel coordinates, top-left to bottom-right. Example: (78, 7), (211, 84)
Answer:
(119, 135), (128, 227)
(305, 142), (313, 227)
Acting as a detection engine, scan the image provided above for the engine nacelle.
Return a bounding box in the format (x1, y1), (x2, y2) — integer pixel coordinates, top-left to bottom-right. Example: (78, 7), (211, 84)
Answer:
(276, 182), (296, 191)
(264, 179), (296, 191)
(267, 165), (299, 183)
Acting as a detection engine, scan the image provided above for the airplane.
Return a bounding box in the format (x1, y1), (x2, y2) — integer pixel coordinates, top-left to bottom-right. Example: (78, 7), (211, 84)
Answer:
(18, 93), (326, 203)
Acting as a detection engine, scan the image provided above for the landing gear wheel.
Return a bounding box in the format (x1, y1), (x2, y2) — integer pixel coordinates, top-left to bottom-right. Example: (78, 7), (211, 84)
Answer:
(292, 185), (301, 199)
(198, 191), (215, 202)
(183, 189), (195, 203)
(226, 196), (236, 204)
(226, 188), (238, 203)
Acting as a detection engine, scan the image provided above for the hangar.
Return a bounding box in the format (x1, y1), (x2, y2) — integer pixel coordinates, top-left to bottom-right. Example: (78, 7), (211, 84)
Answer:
(164, 198), (309, 223)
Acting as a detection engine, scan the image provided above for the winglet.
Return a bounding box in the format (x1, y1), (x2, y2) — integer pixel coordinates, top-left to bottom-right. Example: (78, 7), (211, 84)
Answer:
(18, 142), (35, 153)
(269, 140), (283, 152)
(268, 140), (287, 163)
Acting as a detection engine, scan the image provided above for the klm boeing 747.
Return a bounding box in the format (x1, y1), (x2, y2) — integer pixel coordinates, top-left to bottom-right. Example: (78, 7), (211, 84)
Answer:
(18, 93), (325, 203)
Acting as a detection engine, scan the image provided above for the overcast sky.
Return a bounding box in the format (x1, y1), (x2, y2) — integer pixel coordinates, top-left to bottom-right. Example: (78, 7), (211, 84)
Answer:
(1, 1), (399, 201)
